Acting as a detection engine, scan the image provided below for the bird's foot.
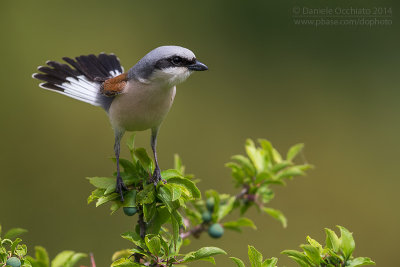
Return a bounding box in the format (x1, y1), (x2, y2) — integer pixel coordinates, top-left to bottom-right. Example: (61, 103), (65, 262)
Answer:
(115, 175), (128, 202)
(150, 168), (167, 186)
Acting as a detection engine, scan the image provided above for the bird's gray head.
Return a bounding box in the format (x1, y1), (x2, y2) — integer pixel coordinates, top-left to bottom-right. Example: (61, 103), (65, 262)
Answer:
(128, 46), (208, 85)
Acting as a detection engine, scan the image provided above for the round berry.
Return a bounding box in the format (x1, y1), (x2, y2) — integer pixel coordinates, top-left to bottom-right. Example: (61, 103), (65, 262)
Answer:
(123, 207), (138, 216)
(6, 257), (21, 267)
(206, 198), (214, 211)
(208, 223), (224, 238)
(202, 210), (212, 222)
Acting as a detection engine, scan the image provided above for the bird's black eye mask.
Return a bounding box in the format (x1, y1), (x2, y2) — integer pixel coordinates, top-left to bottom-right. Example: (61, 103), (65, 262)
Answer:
(155, 56), (196, 69)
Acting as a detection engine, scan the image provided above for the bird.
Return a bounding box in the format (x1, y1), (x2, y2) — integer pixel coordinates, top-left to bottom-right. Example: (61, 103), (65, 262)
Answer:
(32, 46), (208, 201)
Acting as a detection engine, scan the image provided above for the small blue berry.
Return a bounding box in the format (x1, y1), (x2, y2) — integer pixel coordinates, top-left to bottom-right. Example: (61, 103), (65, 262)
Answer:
(208, 223), (224, 238)
(6, 257), (21, 267)
(123, 207), (138, 216)
(202, 210), (212, 222)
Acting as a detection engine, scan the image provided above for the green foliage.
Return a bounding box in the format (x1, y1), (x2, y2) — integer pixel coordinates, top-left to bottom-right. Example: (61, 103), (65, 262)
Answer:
(1, 135), (375, 267)
(25, 247), (86, 267)
(100, 136), (226, 266)
(0, 225), (87, 267)
(0, 226), (31, 267)
(226, 139), (312, 227)
(230, 245), (278, 267)
(281, 226), (375, 267)
(85, 136), (314, 266)
(26, 246), (87, 267)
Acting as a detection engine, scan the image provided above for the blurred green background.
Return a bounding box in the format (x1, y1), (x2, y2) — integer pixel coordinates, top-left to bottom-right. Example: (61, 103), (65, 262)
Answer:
(0, 0), (398, 266)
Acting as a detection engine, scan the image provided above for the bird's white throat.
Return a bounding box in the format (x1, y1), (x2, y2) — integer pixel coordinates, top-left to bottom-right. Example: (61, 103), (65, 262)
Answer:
(150, 67), (192, 86)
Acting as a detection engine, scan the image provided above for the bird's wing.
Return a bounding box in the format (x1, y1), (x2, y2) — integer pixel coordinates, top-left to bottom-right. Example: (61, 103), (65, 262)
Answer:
(100, 73), (128, 97)
(32, 53), (124, 110)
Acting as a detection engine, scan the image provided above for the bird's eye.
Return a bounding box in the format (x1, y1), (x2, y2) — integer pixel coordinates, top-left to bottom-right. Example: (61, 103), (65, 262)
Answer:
(171, 56), (183, 65)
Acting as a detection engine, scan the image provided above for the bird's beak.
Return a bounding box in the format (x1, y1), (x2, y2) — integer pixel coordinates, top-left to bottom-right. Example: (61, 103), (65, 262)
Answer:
(187, 60), (208, 71)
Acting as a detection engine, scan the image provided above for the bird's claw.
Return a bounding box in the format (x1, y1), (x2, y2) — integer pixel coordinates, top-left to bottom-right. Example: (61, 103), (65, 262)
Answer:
(115, 175), (128, 202)
(150, 168), (166, 186)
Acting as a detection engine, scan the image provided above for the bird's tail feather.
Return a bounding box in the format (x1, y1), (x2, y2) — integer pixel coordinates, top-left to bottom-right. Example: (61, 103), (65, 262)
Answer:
(32, 53), (124, 109)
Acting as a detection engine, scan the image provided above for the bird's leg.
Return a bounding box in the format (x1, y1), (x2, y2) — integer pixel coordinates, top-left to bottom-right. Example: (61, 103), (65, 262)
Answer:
(150, 128), (166, 186)
(114, 131), (127, 201)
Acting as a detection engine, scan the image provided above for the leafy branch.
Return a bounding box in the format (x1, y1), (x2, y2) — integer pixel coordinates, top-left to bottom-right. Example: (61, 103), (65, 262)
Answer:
(1, 135), (376, 267)
(0, 226), (87, 267)
(86, 136), (312, 266)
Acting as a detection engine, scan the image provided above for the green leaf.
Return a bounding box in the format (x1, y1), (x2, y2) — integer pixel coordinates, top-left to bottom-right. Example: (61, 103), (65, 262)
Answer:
(206, 190), (220, 221)
(338, 226), (355, 261)
(258, 139), (274, 161)
(122, 190), (137, 208)
(263, 207), (287, 228)
(281, 250), (312, 267)
(136, 184), (156, 205)
(161, 169), (184, 180)
(14, 244), (27, 258)
(143, 202), (156, 222)
(168, 184), (182, 201)
(34, 246), (49, 266)
(4, 228), (27, 239)
(232, 155), (256, 176)
(66, 253), (87, 267)
(96, 193), (119, 207)
(157, 186), (179, 212)
(276, 166), (305, 179)
(300, 244), (321, 265)
(21, 258), (33, 267)
(171, 212), (181, 249)
(174, 154), (185, 174)
(110, 201), (123, 214)
(217, 196), (236, 220)
(306, 236), (323, 253)
(159, 236), (170, 258)
(126, 133), (136, 152)
(346, 257), (376, 267)
(87, 177), (115, 189)
(112, 249), (132, 262)
(230, 257), (245, 267)
(119, 159), (137, 175)
(285, 256), (309, 267)
(121, 231), (145, 248)
(1, 238), (12, 246)
(134, 148), (153, 172)
(181, 247), (227, 263)
(11, 238), (22, 255)
(263, 257), (278, 267)
(51, 251), (75, 267)
(168, 177), (201, 199)
(146, 207), (170, 234)
(145, 235), (161, 256)
(248, 245), (263, 267)
(325, 228), (340, 253)
(286, 143), (304, 161)
(271, 161), (292, 173)
(87, 188), (105, 204)
(111, 258), (141, 267)
(223, 217), (257, 232)
(245, 139), (264, 172)
(271, 148), (282, 163)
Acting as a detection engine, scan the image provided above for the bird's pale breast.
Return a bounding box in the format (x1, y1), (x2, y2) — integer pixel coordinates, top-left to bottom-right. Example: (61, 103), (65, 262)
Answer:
(108, 80), (176, 132)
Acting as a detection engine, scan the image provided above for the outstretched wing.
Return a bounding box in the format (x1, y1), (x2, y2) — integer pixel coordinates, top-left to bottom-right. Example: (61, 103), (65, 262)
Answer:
(32, 53), (124, 110)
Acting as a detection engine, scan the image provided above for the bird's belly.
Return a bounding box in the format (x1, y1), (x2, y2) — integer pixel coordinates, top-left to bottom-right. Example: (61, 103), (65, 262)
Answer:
(108, 83), (176, 132)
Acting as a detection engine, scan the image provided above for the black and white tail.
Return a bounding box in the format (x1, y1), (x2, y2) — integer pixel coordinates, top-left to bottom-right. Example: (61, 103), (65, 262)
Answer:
(32, 53), (124, 109)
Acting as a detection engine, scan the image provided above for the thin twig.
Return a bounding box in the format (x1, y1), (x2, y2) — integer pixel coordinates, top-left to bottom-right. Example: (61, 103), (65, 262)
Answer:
(180, 184), (253, 240)
(90, 253), (96, 267)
